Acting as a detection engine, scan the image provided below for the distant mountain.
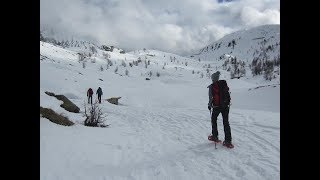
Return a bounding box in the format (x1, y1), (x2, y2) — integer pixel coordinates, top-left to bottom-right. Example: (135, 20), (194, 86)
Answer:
(191, 24), (279, 63)
(40, 29), (126, 55)
(190, 24), (280, 80)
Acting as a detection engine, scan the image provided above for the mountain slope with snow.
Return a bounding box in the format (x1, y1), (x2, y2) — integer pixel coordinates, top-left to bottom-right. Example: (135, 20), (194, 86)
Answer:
(191, 24), (280, 63)
(40, 31), (279, 180)
(189, 24), (280, 82)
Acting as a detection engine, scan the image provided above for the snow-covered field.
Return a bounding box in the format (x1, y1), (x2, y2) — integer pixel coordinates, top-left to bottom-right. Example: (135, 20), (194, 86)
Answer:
(40, 39), (279, 180)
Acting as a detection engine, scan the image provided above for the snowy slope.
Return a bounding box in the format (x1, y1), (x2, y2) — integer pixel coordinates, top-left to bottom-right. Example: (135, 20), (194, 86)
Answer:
(191, 24), (280, 63)
(40, 37), (279, 180)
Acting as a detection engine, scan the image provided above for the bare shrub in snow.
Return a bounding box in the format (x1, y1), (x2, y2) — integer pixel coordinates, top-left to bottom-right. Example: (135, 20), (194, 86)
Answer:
(145, 61), (148, 68)
(78, 53), (85, 62)
(107, 59), (113, 66)
(103, 52), (111, 60)
(83, 102), (107, 127)
(121, 60), (127, 67)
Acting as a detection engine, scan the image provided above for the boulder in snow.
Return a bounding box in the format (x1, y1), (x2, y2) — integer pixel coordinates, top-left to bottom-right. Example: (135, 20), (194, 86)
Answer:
(106, 97), (121, 105)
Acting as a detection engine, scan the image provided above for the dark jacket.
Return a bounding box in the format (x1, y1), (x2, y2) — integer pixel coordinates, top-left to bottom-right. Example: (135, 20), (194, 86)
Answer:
(87, 88), (93, 96)
(96, 87), (103, 96)
(208, 80), (231, 108)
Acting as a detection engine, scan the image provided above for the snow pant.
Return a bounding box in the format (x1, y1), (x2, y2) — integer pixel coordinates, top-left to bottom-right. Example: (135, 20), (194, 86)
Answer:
(98, 95), (102, 103)
(211, 106), (232, 143)
(88, 95), (92, 104)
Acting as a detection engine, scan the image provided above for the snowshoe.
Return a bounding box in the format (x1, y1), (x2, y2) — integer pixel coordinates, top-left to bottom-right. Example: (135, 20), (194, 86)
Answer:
(208, 135), (222, 143)
(223, 141), (234, 149)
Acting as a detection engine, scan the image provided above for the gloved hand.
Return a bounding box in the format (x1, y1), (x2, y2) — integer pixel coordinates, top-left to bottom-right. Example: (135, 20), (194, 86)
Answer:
(208, 106), (211, 111)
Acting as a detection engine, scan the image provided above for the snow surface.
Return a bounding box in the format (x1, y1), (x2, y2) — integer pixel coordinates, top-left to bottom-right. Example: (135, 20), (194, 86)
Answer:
(40, 29), (280, 180)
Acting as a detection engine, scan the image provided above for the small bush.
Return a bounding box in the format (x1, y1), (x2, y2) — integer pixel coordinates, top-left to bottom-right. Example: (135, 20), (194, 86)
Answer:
(121, 60), (127, 67)
(78, 53), (85, 62)
(83, 102), (107, 127)
(107, 59), (113, 66)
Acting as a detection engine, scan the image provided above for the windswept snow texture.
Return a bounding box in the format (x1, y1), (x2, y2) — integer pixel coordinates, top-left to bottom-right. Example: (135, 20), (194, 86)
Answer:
(41, 32), (279, 179)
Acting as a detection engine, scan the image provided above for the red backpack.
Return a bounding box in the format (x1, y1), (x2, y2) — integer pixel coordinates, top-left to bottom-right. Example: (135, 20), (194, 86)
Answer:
(212, 80), (231, 107)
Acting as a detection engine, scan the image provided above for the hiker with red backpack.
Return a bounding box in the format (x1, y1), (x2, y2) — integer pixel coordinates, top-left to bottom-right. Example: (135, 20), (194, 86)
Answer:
(87, 88), (93, 104)
(207, 71), (234, 148)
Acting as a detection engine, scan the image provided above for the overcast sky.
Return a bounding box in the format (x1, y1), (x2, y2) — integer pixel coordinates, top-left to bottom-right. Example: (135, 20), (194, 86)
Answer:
(40, 0), (280, 55)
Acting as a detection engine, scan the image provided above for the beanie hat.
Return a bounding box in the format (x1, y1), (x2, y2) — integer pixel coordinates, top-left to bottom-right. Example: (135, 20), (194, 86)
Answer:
(211, 71), (220, 83)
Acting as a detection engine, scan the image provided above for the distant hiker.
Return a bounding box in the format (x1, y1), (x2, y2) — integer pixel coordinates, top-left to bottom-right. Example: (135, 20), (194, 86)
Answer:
(207, 71), (234, 148)
(87, 88), (93, 104)
(96, 87), (103, 103)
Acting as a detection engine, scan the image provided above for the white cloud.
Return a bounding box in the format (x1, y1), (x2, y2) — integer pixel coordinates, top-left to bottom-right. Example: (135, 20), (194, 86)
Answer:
(240, 6), (280, 27)
(40, 0), (280, 55)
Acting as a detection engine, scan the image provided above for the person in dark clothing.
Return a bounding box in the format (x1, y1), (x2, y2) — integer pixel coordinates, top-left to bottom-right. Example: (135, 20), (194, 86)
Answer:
(208, 71), (233, 147)
(87, 88), (93, 104)
(96, 87), (103, 103)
